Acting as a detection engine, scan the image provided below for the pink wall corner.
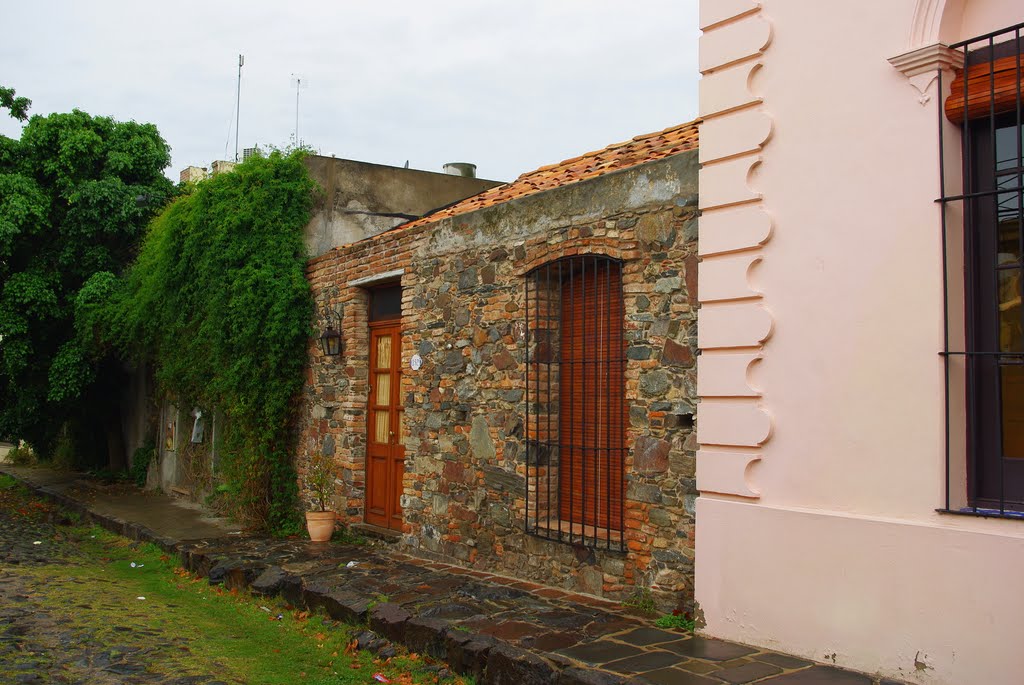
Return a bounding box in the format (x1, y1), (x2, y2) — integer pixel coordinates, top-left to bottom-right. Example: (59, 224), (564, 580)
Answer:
(696, 0), (1024, 681)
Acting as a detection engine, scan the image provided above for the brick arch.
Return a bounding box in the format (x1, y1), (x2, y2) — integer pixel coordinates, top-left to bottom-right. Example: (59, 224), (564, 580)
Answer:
(516, 239), (638, 277)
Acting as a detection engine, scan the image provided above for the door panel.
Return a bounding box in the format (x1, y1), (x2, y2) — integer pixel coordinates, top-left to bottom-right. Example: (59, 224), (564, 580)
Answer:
(365, 323), (404, 529)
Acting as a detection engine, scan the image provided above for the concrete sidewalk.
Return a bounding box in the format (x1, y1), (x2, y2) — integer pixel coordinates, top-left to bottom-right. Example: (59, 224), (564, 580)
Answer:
(1, 465), (242, 541)
(1, 465), (906, 685)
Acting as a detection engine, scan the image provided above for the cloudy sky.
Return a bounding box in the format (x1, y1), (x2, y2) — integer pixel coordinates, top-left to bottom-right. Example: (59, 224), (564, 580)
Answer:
(1, 1), (699, 183)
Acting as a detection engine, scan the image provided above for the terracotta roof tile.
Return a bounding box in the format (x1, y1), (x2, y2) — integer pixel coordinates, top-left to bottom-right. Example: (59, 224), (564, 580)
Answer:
(393, 118), (699, 234)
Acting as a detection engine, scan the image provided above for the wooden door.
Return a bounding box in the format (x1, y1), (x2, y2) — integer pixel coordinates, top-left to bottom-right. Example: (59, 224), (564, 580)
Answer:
(558, 260), (625, 531)
(365, 323), (404, 529)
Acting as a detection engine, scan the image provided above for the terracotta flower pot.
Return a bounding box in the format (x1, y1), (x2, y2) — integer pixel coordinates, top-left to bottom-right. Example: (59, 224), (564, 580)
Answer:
(305, 511), (336, 542)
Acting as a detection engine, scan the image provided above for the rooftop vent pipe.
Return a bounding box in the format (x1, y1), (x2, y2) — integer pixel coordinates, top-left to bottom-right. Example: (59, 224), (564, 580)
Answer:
(443, 162), (477, 178)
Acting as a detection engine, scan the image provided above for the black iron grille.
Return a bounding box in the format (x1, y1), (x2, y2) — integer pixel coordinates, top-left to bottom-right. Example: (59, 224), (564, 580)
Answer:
(938, 22), (1024, 517)
(524, 255), (627, 551)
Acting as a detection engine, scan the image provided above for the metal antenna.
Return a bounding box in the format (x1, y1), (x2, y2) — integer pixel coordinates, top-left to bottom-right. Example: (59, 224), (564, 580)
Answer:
(291, 74), (307, 147)
(235, 54), (244, 162)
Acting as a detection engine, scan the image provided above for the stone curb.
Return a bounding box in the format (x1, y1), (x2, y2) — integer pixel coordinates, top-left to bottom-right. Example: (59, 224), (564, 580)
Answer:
(1, 467), (635, 685)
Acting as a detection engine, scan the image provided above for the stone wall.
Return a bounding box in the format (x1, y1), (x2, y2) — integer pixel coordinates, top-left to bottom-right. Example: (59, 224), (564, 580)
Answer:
(298, 149), (699, 610)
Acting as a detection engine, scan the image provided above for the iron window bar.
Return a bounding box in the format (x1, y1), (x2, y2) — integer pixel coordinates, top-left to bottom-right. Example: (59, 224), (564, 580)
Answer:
(937, 24), (1024, 519)
(524, 255), (627, 552)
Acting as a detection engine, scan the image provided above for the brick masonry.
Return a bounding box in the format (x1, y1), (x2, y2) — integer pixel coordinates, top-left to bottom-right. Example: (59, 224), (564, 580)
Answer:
(296, 149), (699, 610)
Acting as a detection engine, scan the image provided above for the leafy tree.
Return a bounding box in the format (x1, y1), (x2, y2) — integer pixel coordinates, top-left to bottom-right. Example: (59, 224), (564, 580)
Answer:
(0, 86), (31, 122)
(0, 91), (173, 465)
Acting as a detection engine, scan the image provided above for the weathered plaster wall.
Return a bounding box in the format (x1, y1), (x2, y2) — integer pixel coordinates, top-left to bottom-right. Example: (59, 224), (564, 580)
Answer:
(695, 2), (1024, 684)
(298, 150), (700, 607)
(302, 157), (502, 258)
(119, 361), (155, 469)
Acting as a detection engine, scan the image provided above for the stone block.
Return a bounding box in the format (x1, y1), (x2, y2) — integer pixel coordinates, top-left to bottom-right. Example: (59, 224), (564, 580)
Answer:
(458, 267), (479, 289)
(627, 482), (662, 504)
(488, 503), (512, 527)
(602, 558), (626, 576)
(471, 416), (496, 460)
(640, 370), (670, 396)
(484, 643), (556, 685)
(662, 339), (694, 367)
(483, 466), (523, 493)
(402, 617), (449, 659)
(627, 346), (652, 360)
(369, 603), (411, 644)
(635, 213), (674, 248)
(576, 567), (604, 596)
(654, 277), (682, 294)
(256, 569), (296, 602)
(446, 632), (498, 680)
(227, 563), (264, 591)
(207, 560), (232, 585)
(308, 587), (371, 623)
(634, 436), (670, 474)
(648, 508), (673, 528)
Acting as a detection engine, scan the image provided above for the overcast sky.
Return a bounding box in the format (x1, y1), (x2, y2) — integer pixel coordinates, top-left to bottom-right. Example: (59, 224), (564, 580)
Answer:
(1, 1), (698, 183)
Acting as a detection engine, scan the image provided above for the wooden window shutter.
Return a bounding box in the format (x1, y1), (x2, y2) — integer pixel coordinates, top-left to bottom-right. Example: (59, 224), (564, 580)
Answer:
(945, 53), (1024, 124)
(558, 259), (625, 531)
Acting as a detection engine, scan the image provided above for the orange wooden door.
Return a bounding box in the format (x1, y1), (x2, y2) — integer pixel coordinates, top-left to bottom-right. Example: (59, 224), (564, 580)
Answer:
(365, 323), (404, 530)
(558, 261), (625, 530)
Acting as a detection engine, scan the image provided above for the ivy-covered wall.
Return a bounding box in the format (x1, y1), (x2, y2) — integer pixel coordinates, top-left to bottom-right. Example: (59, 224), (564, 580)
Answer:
(80, 151), (316, 534)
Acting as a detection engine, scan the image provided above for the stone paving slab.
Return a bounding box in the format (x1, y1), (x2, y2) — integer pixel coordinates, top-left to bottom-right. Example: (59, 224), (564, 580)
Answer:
(2, 466), (910, 685)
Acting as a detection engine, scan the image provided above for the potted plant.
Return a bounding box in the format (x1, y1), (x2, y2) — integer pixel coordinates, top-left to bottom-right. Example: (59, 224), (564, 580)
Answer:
(304, 451), (337, 542)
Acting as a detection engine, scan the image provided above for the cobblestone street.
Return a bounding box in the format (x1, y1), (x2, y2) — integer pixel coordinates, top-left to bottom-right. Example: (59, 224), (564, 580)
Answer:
(0, 493), (230, 684)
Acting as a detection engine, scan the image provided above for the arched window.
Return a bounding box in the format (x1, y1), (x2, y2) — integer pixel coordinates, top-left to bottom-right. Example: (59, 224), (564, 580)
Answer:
(524, 255), (626, 550)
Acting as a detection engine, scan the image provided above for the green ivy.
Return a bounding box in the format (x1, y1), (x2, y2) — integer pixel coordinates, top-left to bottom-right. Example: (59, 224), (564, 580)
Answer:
(129, 441), (155, 487)
(80, 151), (316, 534)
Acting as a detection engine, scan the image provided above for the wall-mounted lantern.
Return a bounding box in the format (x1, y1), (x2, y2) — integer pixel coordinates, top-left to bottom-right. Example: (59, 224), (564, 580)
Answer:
(318, 307), (342, 358)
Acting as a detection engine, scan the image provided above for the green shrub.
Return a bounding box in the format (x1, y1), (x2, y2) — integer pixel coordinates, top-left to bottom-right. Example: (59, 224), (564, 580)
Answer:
(304, 451), (336, 512)
(50, 427), (76, 470)
(623, 588), (658, 614)
(130, 442), (155, 487)
(655, 612), (696, 632)
(6, 444), (35, 466)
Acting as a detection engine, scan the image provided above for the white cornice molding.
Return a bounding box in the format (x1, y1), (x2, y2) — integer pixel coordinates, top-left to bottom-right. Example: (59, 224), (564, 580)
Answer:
(889, 43), (963, 77)
(888, 43), (964, 104)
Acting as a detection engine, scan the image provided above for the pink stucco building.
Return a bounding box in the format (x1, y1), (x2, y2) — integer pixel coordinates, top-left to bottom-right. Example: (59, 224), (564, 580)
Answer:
(695, 1), (1023, 683)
